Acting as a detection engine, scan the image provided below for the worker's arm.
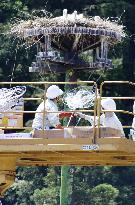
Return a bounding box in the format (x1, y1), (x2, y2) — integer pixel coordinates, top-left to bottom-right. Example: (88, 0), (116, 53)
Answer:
(59, 112), (73, 118)
(116, 120), (125, 137)
(47, 110), (61, 128)
(46, 103), (63, 129)
(76, 112), (99, 126)
(111, 114), (125, 137)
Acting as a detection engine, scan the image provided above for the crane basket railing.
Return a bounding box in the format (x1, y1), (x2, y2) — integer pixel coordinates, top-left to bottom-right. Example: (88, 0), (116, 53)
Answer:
(0, 81), (97, 142)
(98, 81), (135, 139)
(0, 81), (135, 142)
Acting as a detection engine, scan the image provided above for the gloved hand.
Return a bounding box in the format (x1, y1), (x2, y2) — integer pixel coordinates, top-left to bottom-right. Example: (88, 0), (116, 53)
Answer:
(30, 130), (35, 137)
(59, 112), (74, 118)
(55, 124), (63, 129)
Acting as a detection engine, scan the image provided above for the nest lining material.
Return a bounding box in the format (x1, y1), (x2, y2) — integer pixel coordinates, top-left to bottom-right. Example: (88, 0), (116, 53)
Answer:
(10, 14), (125, 42)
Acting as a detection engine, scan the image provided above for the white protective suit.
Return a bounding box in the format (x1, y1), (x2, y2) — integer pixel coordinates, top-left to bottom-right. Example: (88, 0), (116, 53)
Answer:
(81, 113), (125, 137)
(78, 98), (125, 137)
(32, 99), (60, 130)
(32, 85), (63, 130)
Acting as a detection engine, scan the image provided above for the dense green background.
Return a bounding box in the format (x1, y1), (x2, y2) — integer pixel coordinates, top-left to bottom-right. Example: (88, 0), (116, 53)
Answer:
(0, 0), (135, 204)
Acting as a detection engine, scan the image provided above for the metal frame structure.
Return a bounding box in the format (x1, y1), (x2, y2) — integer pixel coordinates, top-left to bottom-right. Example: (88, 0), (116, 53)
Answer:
(0, 80), (135, 196)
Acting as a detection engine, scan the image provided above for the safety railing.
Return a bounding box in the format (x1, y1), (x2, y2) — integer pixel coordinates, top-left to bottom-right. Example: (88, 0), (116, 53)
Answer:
(0, 81), (98, 143)
(99, 81), (135, 138)
(0, 81), (135, 142)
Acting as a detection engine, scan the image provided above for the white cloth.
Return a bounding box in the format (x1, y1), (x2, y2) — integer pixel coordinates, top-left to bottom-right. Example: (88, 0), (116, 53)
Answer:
(32, 99), (60, 130)
(78, 112), (125, 137)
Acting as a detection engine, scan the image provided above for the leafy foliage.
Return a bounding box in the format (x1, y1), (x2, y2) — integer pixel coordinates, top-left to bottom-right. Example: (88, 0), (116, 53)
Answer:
(90, 183), (119, 205)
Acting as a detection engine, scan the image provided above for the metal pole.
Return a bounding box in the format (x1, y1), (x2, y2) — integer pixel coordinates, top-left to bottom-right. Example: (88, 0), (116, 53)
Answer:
(60, 166), (71, 205)
(60, 67), (78, 205)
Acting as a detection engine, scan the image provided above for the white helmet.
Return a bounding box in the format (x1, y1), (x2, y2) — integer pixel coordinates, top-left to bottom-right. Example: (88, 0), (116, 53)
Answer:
(101, 98), (116, 110)
(46, 85), (63, 99)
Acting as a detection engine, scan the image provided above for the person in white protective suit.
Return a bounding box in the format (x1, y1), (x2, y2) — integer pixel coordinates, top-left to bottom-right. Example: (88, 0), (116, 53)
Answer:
(77, 98), (125, 137)
(32, 85), (72, 130)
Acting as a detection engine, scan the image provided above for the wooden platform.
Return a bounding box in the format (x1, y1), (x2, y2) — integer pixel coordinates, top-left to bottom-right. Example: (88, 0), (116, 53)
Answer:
(0, 137), (135, 195)
(1, 137), (135, 166)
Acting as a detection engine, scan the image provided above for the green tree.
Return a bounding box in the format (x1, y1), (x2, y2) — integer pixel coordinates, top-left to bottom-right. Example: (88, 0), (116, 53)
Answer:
(0, 0), (28, 23)
(32, 167), (60, 205)
(90, 183), (119, 205)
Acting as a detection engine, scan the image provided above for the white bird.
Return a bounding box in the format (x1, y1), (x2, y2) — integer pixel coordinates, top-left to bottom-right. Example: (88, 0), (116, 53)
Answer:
(63, 9), (68, 19)
(73, 10), (77, 20)
(94, 16), (101, 22)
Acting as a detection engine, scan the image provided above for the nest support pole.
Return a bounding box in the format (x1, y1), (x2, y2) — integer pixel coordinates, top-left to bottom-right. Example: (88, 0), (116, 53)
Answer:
(60, 63), (78, 205)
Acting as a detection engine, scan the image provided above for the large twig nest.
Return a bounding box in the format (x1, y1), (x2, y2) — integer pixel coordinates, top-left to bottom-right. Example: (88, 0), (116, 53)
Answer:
(10, 10), (125, 43)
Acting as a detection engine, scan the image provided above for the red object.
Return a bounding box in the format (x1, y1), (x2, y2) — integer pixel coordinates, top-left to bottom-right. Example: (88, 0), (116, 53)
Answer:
(55, 124), (63, 129)
(59, 112), (73, 118)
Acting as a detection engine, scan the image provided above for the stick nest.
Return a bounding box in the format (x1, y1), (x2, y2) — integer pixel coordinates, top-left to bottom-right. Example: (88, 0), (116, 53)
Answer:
(10, 12), (125, 40)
